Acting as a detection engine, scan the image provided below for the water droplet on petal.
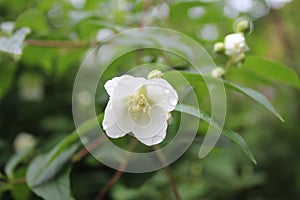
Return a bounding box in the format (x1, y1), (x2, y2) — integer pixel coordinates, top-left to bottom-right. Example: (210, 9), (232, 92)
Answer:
(168, 97), (178, 106)
(119, 76), (133, 86)
(164, 89), (171, 94)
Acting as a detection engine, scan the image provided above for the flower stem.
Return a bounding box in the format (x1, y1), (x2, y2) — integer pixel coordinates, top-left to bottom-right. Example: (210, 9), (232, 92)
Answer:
(224, 57), (233, 74)
(72, 135), (106, 162)
(10, 177), (26, 185)
(153, 145), (182, 200)
(95, 139), (138, 200)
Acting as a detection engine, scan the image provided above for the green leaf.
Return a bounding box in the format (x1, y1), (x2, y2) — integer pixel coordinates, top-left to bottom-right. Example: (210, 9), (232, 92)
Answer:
(10, 167), (31, 200)
(5, 147), (35, 180)
(223, 80), (284, 122)
(0, 172), (4, 179)
(0, 61), (17, 100)
(175, 104), (257, 164)
(26, 114), (104, 199)
(176, 71), (284, 122)
(242, 56), (300, 89)
(0, 27), (30, 54)
(26, 142), (79, 188)
(15, 8), (48, 35)
(28, 166), (72, 200)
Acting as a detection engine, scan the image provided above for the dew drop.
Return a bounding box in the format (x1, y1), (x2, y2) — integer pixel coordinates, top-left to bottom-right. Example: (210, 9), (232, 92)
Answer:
(168, 97), (178, 106)
(164, 89), (171, 94)
(77, 90), (92, 106)
(119, 76), (133, 86)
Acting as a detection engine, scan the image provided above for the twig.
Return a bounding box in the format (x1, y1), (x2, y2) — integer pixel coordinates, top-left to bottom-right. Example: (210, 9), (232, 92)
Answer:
(11, 177), (26, 185)
(163, 166), (182, 200)
(0, 177), (26, 185)
(72, 135), (107, 162)
(95, 139), (138, 200)
(153, 145), (182, 200)
(224, 57), (233, 74)
(24, 39), (99, 48)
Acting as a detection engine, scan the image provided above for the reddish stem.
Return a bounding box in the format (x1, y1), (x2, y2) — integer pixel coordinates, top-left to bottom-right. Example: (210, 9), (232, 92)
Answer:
(94, 139), (138, 200)
(24, 39), (98, 48)
(153, 145), (182, 200)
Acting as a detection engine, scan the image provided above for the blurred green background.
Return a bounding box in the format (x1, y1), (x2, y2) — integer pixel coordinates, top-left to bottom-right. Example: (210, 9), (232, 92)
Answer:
(0, 0), (300, 199)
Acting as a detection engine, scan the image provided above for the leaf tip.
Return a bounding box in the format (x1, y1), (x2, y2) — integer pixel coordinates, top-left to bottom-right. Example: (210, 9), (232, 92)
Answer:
(276, 114), (285, 123)
(252, 158), (258, 165)
(280, 116), (285, 123)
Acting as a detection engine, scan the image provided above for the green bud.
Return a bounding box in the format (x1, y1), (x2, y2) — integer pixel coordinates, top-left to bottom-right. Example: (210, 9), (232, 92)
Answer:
(213, 42), (225, 54)
(235, 19), (250, 33)
(147, 70), (164, 79)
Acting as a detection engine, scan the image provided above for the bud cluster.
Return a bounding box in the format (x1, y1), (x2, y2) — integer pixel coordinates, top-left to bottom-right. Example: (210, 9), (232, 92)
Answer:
(211, 19), (251, 78)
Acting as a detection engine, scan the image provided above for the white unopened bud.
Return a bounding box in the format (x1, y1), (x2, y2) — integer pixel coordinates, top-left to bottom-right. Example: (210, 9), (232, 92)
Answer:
(13, 132), (37, 153)
(211, 67), (225, 79)
(224, 33), (249, 57)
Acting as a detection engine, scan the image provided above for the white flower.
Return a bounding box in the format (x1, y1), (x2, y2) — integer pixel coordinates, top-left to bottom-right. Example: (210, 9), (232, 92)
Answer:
(211, 67), (225, 79)
(266, 0), (292, 9)
(13, 132), (37, 153)
(102, 74), (178, 146)
(224, 33), (249, 57)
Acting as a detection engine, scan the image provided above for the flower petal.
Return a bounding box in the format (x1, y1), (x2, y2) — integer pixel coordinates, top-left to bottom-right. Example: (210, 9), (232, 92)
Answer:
(104, 76), (122, 97)
(112, 75), (146, 99)
(145, 78), (178, 112)
(135, 122), (167, 146)
(132, 105), (167, 139)
(111, 101), (133, 133)
(102, 100), (127, 138)
(111, 75), (146, 132)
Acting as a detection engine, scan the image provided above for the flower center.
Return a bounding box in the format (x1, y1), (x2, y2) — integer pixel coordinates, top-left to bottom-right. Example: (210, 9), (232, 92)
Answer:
(128, 90), (151, 121)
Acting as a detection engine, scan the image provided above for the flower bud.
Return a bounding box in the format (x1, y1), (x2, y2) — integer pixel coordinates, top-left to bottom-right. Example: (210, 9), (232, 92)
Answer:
(213, 42), (225, 54)
(13, 132), (37, 153)
(235, 19), (250, 33)
(211, 67), (225, 79)
(147, 70), (164, 79)
(224, 33), (249, 57)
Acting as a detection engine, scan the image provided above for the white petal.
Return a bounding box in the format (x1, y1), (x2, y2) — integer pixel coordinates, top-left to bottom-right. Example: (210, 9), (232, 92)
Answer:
(135, 122), (167, 146)
(102, 101), (127, 138)
(104, 76), (122, 97)
(111, 100), (133, 133)
(111, 75), (147, 132)
(145, 78), (178, 112)
(132, 105), (167, 139)
(105, 122), (127, 138)
(105, 75), (146, 98)
(112, 75), (146, 99)
(131, 109), (151, 127)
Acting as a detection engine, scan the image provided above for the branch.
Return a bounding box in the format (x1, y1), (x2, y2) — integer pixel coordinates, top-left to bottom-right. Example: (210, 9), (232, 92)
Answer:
(163, 166), (182, 200)
(72, 135), (107, 162)
(153, 145), (182, 200)
(24, 39), (99, 48)
(11, 177), (26, 185)
(94, 139), (138, 200)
